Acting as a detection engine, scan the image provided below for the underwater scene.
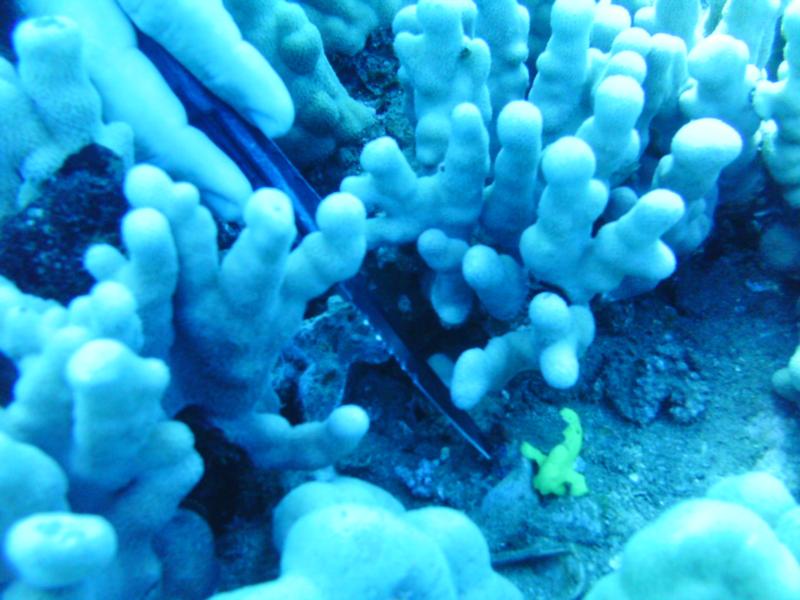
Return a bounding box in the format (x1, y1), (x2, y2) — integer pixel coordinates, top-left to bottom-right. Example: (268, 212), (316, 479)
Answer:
(2, 0), (800, 598)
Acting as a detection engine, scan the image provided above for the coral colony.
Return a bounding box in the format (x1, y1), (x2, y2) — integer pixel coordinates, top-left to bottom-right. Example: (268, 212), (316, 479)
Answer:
(2, 1), (800, 599)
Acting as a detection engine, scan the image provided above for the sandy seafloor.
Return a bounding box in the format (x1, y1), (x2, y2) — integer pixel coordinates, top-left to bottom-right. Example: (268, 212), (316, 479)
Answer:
(2, 19), (800, 600)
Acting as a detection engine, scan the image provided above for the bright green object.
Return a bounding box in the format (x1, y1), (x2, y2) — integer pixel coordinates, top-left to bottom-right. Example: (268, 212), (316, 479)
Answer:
(521, 407), (588, 497)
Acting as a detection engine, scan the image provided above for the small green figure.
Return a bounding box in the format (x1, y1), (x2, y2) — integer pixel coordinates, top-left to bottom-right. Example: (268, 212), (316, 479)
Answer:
(521, 407), (588, 497)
